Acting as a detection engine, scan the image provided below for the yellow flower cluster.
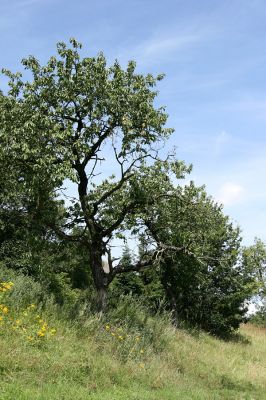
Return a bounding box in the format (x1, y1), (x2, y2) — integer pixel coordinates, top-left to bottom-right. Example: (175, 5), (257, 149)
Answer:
(0, 281), (14, 292)
(0, 282), (12, 327)
(0, 304), (8, 314)
(11, 307), (56, 342)
(35, 317), (56, 338)
(0, 281), (56, 344)
(104, 323), (145, 367)
(105, 324), (127, 340)
(0, 282), (13, 328)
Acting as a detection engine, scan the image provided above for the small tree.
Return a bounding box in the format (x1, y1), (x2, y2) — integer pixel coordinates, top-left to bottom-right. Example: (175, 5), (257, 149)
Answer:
(110, 245), (144, 298)
(242, 239), (266, 325)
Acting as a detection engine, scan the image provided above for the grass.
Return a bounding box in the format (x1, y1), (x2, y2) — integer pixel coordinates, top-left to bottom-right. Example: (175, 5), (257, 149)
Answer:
(0, 272), (266, 399)
(0, 316), (266, 399)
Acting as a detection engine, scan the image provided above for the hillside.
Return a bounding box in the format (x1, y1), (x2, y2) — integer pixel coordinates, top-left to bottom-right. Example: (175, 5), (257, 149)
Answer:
(0, 311), (265, 400)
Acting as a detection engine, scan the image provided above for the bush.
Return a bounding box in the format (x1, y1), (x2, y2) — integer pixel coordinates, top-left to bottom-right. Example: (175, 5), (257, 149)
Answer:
(250, 307), (266, 327)
(0, 278), (56, 344)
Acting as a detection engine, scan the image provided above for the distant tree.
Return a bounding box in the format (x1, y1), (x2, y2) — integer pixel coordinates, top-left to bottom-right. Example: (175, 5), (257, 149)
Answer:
(110, 245), (144, 298)
(242, 239), (266, 326)
(241, 239), (266, 296)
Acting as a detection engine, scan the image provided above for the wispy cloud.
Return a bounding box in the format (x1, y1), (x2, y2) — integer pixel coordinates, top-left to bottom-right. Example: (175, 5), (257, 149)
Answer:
(139, 34), (201, 58)
(116, 24), (206, 68)
(216, 182), (245, 206)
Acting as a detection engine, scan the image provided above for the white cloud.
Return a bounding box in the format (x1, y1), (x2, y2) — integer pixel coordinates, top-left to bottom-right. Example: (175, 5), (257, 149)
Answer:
(216, 182), (244, 206)
(140, 34), (201, 58)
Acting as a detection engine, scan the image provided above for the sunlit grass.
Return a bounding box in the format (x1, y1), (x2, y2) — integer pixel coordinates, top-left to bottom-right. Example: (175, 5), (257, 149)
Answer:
(0, 278), (266, 399)
(0, 319), (265, 399)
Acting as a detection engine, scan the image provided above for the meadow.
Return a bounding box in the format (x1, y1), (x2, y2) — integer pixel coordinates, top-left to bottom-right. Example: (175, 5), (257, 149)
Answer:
(0, 276), (265, 400)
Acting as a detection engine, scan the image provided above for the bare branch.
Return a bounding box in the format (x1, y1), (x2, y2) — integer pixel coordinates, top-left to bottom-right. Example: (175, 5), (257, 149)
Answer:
(92, 151), (153, 216)
(81, 124), (115, 168)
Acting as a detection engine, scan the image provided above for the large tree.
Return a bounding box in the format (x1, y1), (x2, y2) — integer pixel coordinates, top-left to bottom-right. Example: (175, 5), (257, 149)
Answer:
(154, 184), (256, 335)
(109, 173), (257, 334)
(0, 39), (191, 309)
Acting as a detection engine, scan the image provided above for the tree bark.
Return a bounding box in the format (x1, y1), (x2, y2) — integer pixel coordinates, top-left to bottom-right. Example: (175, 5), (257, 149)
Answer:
(165, 284), (179, 324)
(90, 243), (109, 313)
(97, 286), (108, 313)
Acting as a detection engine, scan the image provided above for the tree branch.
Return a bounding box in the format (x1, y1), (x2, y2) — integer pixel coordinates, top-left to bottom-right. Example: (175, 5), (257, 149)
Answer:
(101, 202), (135, 237)
(81, 124), (115, 168)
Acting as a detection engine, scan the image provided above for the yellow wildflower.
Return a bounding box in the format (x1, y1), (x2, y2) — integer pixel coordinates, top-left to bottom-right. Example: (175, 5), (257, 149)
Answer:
(3, 284), (11, 290)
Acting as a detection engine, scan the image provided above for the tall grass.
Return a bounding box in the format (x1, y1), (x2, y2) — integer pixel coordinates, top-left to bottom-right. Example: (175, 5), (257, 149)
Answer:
(0, 266), (266, 399)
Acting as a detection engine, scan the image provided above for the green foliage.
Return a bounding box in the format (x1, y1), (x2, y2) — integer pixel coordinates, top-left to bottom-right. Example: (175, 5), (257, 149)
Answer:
(241, 238), (266, 299)
(110, 246), (144, 297)
(128, 181), (257, 335)
(110, 245), (165, 313)
(0, 265), (48, 310)
(0, 38), (262, 336)
(0, 38), (178, 304)
(242, 239), (266, 328)
(250, 308), (266, 327)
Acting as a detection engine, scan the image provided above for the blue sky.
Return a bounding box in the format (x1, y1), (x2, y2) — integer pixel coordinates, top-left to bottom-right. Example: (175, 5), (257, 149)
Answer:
(1, 0), (266, 245)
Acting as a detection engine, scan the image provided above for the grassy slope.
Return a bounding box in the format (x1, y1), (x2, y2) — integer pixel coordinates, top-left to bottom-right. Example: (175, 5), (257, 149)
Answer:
(0, 319), (265, 400)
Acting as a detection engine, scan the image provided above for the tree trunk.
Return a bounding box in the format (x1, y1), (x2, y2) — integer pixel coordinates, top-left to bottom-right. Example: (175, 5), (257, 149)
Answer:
(97, 286), (108, 313)
(90, 243), (109, 313)
(165, 284), (179, 324)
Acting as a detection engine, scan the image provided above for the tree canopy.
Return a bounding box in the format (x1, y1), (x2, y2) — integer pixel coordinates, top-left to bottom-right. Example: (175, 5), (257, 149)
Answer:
(0, 38), (188, 308)
(0, 39), (261, 332)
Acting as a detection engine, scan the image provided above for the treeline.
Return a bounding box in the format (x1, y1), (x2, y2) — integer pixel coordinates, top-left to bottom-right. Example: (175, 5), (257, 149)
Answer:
(0, 39), (265, 336)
